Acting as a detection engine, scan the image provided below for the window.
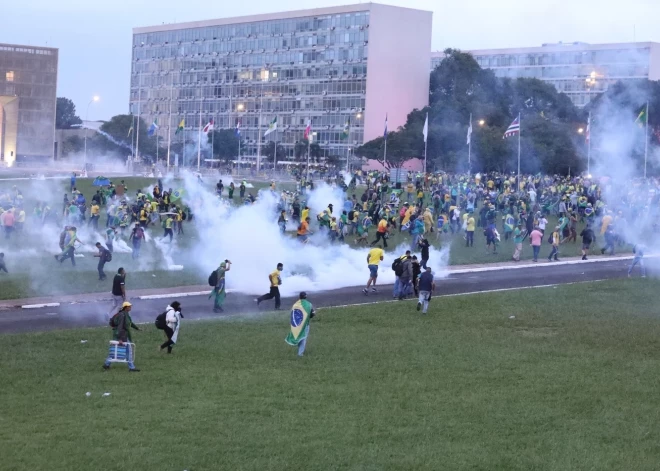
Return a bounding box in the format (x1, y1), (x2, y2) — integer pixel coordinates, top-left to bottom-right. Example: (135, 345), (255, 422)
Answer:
(6, 71), (14, 82)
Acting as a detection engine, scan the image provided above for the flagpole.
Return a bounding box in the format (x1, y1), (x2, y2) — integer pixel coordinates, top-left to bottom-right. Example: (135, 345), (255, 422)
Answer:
(211, 115), (215, 165)
(257, 81), (264, 174)
(644, 101), (649, 179)
(197, 98), (202, 171)
(517, 112), (521, 188)
(384, 131), (388, 165)
(167, 73), (173, 173)
(587, 111), (591, 176)
(135, 76), (141, 162)
(306, 117), (311, 181)
(468, 113), (472, 177)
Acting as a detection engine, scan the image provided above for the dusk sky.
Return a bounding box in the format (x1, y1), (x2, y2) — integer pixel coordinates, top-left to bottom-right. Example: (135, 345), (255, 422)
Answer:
(3, 0), (659, 121)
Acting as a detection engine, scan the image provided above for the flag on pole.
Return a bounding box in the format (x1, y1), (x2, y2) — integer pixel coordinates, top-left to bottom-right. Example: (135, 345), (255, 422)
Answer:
(304, 119), (311, 140)
(503, 116), (520, 138)
(127, 124), (134, 137)
(264, 116), (278, 136)
(467, 119), (473, 145)
(175, 119), (185, 135)
(383, 114), (388, 139)
(635, 106), (648, 128)
(586, 114), (591, 142)
(202, 118), (214, 134)
(422, 113), (429, 143)
(341, 117), (350, 140)
(235, 119), (241, 136)
(147, 119), (159, 137)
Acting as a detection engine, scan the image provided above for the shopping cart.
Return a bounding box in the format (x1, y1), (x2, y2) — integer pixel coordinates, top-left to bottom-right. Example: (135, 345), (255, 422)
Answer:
(107, 341), (136, 364)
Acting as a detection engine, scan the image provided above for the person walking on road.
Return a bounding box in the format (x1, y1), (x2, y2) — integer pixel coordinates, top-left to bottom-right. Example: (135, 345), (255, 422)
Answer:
(416, 266), (436, 315)
(157, 301), (183, 354)
(547, 226), (560, 262)
(285, 292), (316, 357)
(628, 245), (646, 278)
(363, 246), (384, 295)
(94, 242), (111, 280)
(210, 260), (231, 313)
(108, 268), (126, 319)
(529, 226), (543, 262)
(256, 263), (284, 309)
(512, 223), (524, 261)
(103, 301), (140, 372)
(580, 224), (595, 261)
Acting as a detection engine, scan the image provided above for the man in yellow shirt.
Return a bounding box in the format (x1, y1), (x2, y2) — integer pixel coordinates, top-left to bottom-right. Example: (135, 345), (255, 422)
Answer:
(465, 213), (476, 247)
(301, 206), (310, 223)
(363, 247), (384, 295)
(256, 263), (283, 309)
(89, 203), (100, 230)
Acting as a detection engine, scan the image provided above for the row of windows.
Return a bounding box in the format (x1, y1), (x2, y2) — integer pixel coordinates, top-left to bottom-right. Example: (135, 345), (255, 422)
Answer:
(475, 48), (651, 68)
(0, 46), (54, 55)
(0, 83), (57, 100)
(133, 12), (369, 46)
(131, 79), (367, 99)
(140, 113), (363, 130)
(490, 64), (650, 80)
(134, 47), (367, 68)
(0, 70), (57, 85)
(131, 63), (367, 81)
(133, 31), (369, 59)
(0, 55), (57, 72)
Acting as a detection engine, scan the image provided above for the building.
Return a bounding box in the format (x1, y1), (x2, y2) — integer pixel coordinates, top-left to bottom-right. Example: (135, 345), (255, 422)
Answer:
(431, 42), (660, 108)
(0, 43), (58, 166)
(131, 3), (432, 167)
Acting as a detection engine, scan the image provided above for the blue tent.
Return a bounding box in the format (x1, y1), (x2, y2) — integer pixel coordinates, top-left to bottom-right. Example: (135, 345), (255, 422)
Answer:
(93, 176), (111, 187)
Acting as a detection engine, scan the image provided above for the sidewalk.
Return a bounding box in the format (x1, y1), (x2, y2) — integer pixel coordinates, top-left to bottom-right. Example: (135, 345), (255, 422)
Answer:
(0, 253), (636, 309)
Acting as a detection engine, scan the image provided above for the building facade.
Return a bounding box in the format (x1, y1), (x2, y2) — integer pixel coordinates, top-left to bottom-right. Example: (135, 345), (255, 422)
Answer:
(0, 43), (58, 166)
(432, 42), (660, 108)
(131, 3), (432, 167)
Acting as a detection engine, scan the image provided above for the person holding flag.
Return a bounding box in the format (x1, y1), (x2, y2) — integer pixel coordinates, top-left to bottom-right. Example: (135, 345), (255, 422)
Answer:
(285, 291), (316, 357)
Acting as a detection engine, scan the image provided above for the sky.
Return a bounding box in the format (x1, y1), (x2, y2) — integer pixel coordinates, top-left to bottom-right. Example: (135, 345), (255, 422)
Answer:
(3, 0), (659, 121)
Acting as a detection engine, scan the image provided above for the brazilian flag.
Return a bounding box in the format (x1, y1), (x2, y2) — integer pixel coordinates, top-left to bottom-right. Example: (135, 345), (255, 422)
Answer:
(170, 188), (185, 202)
(285, 299), (313, 346)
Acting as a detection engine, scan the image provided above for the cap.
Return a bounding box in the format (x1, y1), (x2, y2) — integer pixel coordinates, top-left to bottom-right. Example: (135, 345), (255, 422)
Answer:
(299, 291), (307, 300)
(122, 302), (132, 308)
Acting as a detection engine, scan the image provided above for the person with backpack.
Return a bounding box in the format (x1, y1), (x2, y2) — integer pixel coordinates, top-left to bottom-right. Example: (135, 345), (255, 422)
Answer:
(547, 226), (560, 262)
(94, 242), (111, 281)
(209, 260), (231, 313)
(392, 251), (411, 299)
(156, 301), (183, 354)
(103, 302), (140, 372)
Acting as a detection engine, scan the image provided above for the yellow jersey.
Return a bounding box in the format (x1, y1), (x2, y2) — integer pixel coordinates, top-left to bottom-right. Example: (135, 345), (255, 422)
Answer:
(368, 248), (384, 265)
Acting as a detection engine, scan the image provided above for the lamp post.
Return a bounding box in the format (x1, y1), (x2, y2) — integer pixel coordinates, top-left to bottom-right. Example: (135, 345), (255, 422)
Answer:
(84, 95), (100, 168)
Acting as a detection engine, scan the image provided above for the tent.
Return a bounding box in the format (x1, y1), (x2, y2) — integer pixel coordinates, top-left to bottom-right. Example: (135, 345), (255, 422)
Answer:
(92, 176), (111, 187)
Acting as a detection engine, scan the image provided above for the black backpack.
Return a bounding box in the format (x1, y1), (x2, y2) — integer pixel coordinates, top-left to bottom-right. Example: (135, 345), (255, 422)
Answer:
(155, 311), (167, 330)
(391, 258), (404, 277)
(105, 251), (113, 262)
(208, 270), (218, 287)
(547, 234), (553, 244)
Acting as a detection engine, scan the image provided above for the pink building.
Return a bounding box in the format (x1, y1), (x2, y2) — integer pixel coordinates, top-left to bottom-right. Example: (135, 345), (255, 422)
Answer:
(132, 3), (432, 167)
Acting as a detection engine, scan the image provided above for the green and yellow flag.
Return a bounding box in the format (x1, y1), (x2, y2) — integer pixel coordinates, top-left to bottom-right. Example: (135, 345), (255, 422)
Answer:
(175, 119), (185, 135)
(285, 299), (313, 346)
(170, 188), (185, 202)
(635, 106), (648, 128)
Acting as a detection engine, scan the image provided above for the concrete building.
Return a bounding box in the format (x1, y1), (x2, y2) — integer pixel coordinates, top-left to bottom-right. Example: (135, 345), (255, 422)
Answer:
(131, 3), (432, 167)
(432, 42), (660, 108)
(0, 43), (58, 166)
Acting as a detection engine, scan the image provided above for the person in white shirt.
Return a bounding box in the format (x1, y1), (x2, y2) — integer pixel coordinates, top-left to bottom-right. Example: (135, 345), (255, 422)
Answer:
(538, 215), (548, 234)
(160, 301), (183, 354)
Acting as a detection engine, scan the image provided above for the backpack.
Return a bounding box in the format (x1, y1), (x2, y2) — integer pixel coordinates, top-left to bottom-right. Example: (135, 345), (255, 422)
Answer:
(109, 312), (120, 328)
(105, 251), (113, 262)
(208, 270), (218, 287)
(391, 257), (404, 277)
(547, 234), (553, 244)
(155, 311), (167, 330)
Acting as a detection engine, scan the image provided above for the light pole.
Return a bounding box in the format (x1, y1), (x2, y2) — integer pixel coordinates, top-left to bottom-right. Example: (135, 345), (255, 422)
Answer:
(84, 95), (100, 168)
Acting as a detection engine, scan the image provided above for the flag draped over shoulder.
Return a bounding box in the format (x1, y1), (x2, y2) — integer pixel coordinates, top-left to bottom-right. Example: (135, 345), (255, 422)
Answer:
(285, 299), (313, 346)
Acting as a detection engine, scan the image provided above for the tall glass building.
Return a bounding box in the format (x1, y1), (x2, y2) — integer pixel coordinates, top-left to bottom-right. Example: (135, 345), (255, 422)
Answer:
(432, 42), (660, 108)
(131, 3), (432, 167)
(0, 43), (58, 166)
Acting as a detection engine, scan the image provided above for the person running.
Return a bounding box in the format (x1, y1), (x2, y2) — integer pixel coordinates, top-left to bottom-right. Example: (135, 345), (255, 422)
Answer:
(103, 302), (140, 372)
(363, 246), (384, 295)
(210, 260), (231, 313)
(296, 217), (312, 243)
(129, 223), (145, 259)
(159, 301), (183, 354)
(285, 292), (316, 357)
(416, 266), (436, 314)
(94, 242), (111, 280)
(580, 224), (594, 261)
(418, 237), (430, 269)
(162, 214), (174, 242)
(370, 217), (389, 248)
(547, 226), (560, 262)
(256, 263), (284, 310)
(105, 226), (116, 253)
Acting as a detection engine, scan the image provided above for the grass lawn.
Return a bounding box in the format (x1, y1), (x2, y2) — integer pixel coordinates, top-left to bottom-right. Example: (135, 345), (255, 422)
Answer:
(3, 280), (660, 470)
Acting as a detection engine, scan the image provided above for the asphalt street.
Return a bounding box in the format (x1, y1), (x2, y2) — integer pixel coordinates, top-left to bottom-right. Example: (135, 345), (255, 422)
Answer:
(0, 258), (645, 335)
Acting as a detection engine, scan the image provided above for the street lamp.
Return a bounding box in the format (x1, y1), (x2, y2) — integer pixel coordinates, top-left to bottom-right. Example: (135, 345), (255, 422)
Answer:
(478, 119), (485, 126)
(577, 128), (584, 134)
(84, 95), (100, 168)
(237, 103), (245, 111)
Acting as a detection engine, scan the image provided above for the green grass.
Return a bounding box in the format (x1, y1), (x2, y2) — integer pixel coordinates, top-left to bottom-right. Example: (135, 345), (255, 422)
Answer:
(3, 280), (660, 470)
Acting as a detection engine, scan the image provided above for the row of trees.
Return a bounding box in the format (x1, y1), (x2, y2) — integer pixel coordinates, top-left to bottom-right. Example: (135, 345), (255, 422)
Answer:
(356, 49), (660, 175)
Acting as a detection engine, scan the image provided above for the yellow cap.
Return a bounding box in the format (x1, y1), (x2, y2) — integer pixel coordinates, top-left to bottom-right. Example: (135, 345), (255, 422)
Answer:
(122, 302), (132, 308)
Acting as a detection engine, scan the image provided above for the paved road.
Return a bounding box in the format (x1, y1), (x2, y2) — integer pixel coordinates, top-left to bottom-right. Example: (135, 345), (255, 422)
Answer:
(0, 258), (644, 335)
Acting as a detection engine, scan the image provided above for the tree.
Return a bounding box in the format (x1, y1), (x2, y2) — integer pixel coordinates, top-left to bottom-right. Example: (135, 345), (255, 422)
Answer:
(262, 141), (286, 163)
(208, 129), (239, 161)
(61, 135), (85, 157)
(56, 97), (82, 129)
(293, 139), (322, 161)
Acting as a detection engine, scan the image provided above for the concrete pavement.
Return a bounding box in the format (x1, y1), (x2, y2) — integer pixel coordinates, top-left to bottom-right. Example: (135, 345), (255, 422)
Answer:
(0, 256), (646, 335)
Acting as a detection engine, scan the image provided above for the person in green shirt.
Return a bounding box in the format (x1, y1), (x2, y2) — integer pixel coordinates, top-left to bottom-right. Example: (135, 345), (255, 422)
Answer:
(210, 260), (231, 313)
(512, 222), (524, 261)
(103, 302), (140, 372)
